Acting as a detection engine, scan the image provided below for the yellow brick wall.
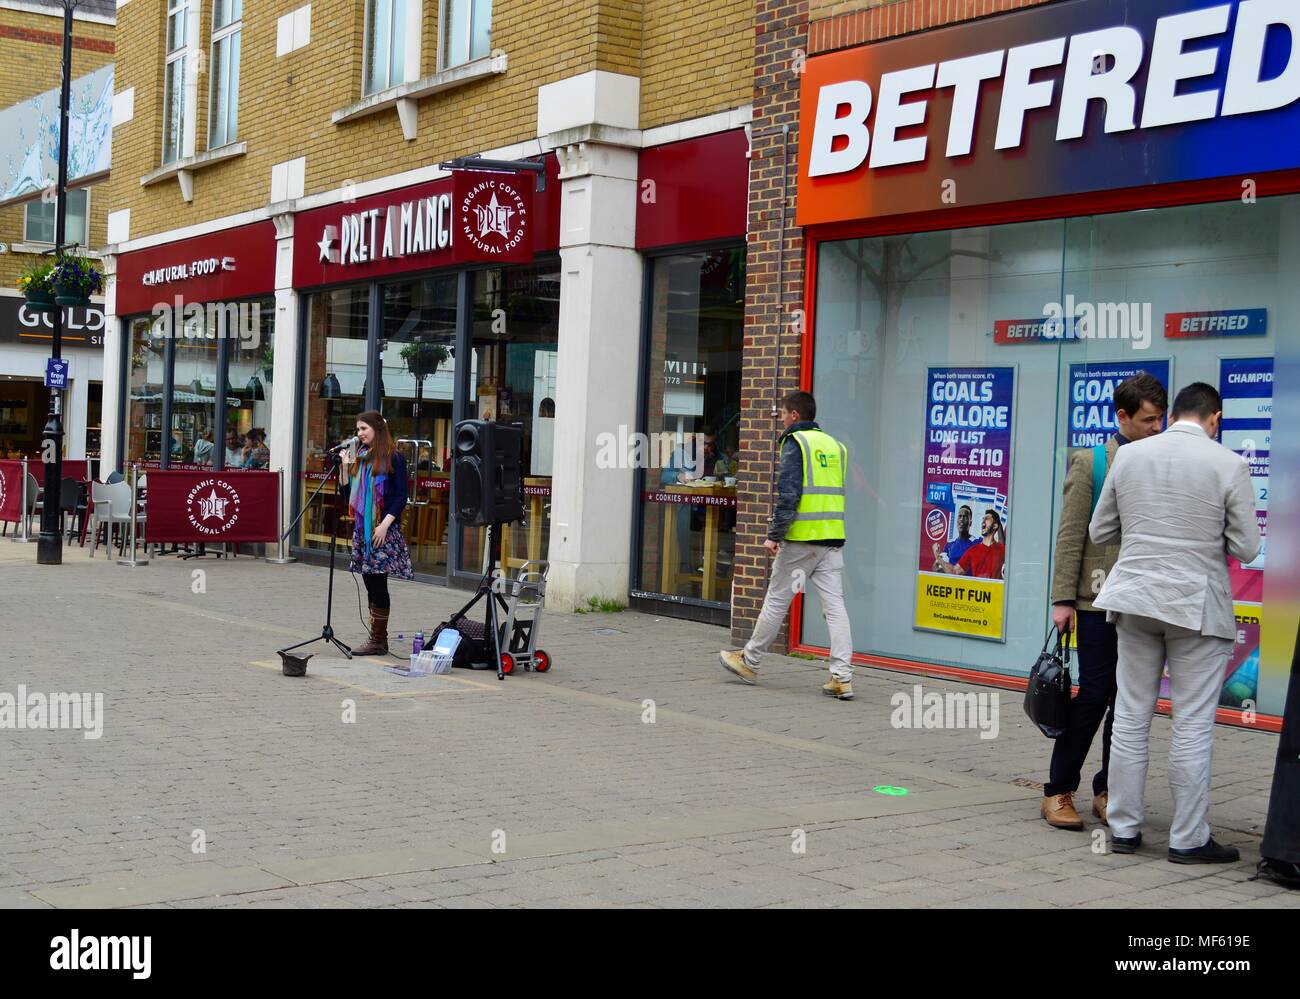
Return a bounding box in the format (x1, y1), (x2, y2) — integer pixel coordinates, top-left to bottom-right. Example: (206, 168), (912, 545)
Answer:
(0, 6), (115, 291)
(808, 0), (891, 19)
(106, 0), (755, 244)
(640, 0), (752, 129)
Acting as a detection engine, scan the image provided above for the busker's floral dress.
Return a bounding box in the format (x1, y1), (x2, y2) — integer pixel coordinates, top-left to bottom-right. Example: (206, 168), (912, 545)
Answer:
(348, 449), (415, 580)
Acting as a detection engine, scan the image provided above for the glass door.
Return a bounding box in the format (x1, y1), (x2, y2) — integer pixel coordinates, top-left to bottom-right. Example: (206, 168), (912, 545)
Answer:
(379, 274), (458, 576)
(456, 262), (560, 576)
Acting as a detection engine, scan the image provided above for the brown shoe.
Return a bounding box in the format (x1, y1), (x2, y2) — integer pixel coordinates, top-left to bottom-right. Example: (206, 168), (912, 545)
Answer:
(353, 604), (390, 657)
(1042, 793), (1084, 830)
(1093, 792), (1109, 827)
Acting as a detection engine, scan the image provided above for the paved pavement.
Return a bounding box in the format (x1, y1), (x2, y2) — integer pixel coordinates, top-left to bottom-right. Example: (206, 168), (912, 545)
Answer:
(0, 539), (1295, 908)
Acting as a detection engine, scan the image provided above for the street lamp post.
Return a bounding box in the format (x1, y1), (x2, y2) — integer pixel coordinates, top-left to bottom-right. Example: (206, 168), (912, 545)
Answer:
(36, 0), (78, 565)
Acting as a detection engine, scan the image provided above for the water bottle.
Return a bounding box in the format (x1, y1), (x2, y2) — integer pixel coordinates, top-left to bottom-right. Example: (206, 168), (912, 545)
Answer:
(410, 631), (425, 674)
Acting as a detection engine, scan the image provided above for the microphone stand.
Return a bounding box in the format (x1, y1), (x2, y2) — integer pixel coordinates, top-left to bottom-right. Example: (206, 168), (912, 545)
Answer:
(278, 450), (352, 659)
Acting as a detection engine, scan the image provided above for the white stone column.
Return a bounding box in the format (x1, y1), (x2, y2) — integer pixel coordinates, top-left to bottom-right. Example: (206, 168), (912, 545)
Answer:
(545, 140), (643, 611)
(64, 363), (88, 459)
(268, 213), (299, 544)
(98, 252), (121, 478)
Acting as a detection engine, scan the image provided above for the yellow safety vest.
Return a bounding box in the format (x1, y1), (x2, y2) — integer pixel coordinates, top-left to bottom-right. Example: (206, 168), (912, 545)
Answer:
(785, 428), (847, 542)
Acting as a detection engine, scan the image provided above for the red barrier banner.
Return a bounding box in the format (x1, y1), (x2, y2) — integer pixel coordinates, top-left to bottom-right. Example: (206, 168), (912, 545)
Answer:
(0, 460), (28, 522)
(145, 470), (280, 543)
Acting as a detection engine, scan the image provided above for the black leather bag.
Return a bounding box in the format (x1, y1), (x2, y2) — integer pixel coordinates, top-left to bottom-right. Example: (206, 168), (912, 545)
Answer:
(1024, 627), (1073, 738)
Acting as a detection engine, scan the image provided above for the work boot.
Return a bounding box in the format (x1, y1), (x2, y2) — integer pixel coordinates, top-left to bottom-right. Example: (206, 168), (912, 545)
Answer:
(718, 649), (757, 685)
(1093, 791), (1109, 827)
(821, 677), (854, 700)
(353, 604), (390, 657)
(1042, 793), (1084, 830)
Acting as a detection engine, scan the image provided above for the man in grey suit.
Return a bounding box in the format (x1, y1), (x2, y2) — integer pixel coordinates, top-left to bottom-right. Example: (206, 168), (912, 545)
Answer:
(1089, 382), (1262, 863)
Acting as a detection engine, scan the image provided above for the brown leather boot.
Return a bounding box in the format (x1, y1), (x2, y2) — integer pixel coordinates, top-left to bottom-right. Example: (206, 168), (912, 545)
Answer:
(1042, 792), (1084, 830)
(1093, 791), (1109, 827)
(353, 604), (390, 657)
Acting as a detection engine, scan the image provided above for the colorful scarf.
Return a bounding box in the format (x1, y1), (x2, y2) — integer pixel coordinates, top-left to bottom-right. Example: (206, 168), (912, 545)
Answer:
(349, 448), (388, 559)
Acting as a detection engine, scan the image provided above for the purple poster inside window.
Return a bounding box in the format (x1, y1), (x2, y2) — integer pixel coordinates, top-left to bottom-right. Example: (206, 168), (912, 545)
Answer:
(915, 367), (1016, 641)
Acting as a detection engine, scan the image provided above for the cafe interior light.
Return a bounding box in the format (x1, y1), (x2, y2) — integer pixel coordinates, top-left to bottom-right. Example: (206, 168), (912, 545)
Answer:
(246, 375), (265, 401)
(320, 372), (341, 399)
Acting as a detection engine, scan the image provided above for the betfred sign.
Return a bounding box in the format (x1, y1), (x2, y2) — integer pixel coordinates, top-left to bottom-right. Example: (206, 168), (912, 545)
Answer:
(798, 0), (1300, 226)
(296, 169), (538, 287)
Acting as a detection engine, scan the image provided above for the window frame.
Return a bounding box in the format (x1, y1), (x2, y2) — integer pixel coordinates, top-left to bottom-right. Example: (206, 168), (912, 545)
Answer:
(23, 188), (90, 248)
(162, 0), (193, 165)
(208, 0), (243, 149)
(363, 0), (406, 96)
(439, 0), (491, 71)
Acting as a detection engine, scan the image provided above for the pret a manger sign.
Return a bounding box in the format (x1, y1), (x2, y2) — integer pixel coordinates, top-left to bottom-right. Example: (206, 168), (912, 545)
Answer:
(798, 0), (1300, 226)
(297, 170), (534, 285)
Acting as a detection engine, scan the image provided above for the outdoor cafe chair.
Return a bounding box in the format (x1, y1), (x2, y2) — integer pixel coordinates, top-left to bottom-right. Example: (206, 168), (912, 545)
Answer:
(89, 480), (146, 558)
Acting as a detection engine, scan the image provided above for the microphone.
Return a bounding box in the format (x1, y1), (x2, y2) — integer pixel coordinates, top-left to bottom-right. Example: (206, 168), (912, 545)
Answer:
(327, 436), (360, 454)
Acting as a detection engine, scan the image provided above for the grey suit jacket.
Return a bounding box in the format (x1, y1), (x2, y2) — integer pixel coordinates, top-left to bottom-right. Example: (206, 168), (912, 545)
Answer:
(1088, 422), (1261, 640)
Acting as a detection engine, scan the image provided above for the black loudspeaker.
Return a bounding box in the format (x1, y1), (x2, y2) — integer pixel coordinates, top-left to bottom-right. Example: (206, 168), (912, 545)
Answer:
(453, 420), (523, 526)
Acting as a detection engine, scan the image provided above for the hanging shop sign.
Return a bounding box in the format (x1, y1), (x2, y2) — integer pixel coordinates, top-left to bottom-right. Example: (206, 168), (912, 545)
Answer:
(798, 0), (1300, 226)
(915, 366), (1016, 642)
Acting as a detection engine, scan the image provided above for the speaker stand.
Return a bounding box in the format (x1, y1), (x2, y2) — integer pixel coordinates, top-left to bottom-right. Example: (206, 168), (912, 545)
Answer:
(445, 521), (511, 680)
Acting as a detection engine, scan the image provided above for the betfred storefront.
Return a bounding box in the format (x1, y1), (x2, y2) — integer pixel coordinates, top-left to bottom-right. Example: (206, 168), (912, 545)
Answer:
(785, 0), (1300, 726)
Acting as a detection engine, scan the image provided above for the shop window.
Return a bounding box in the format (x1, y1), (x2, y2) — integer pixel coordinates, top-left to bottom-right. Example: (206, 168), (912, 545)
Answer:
(442, 0), (491, 69)
(457, 262), (559, 576)
(364, 0), (408, 95)
(24, 189), (88, 247)
(225, 298), (274, 469)
(209, 0), (242, 149)
(806, 196), (1300, 718)
(162, 0), (193, 165)
(126, 316), (167, 468)
(635, 247), (745, 605)
(298, 287), (370, 553)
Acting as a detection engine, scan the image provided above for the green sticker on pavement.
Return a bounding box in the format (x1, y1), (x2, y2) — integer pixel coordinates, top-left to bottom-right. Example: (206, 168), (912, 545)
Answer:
(872, 785), (909, 796)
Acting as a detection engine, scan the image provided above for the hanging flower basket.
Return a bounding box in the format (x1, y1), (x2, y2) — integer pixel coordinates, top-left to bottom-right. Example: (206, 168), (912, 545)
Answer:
(50, 253), (103, 307)
(16, 260), (57, 312)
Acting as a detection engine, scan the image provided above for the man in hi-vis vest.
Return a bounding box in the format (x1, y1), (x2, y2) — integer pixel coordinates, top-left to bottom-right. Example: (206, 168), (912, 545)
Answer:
(720, 391), (855, 700)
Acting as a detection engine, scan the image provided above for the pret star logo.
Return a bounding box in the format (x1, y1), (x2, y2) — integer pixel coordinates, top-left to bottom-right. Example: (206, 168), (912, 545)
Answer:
(198, 488), (229, 522)
(185, 478), (241, 536)
(459, 178), (528, 258)
(474, 192), (514, 240)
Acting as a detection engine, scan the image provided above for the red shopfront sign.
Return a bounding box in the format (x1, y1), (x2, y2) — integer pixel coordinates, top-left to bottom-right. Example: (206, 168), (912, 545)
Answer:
(797, 0), (1300, 227)
(115, 221), (279, 316)
(145, 469), (279, 543)
(294, 160), (561, 288)
(636, 130), (750, 249)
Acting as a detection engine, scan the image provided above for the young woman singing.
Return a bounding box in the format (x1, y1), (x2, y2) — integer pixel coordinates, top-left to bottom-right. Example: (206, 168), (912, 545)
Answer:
(340, 410), (413, 655)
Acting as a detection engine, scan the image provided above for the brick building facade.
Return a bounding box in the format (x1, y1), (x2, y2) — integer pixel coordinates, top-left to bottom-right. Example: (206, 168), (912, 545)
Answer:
(0, 0), (114, 468)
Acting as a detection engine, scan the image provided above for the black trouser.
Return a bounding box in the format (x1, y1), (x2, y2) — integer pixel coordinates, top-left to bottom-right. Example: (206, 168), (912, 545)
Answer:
(362, 573), (390, 610)
(1045, 609), (1118, 798)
